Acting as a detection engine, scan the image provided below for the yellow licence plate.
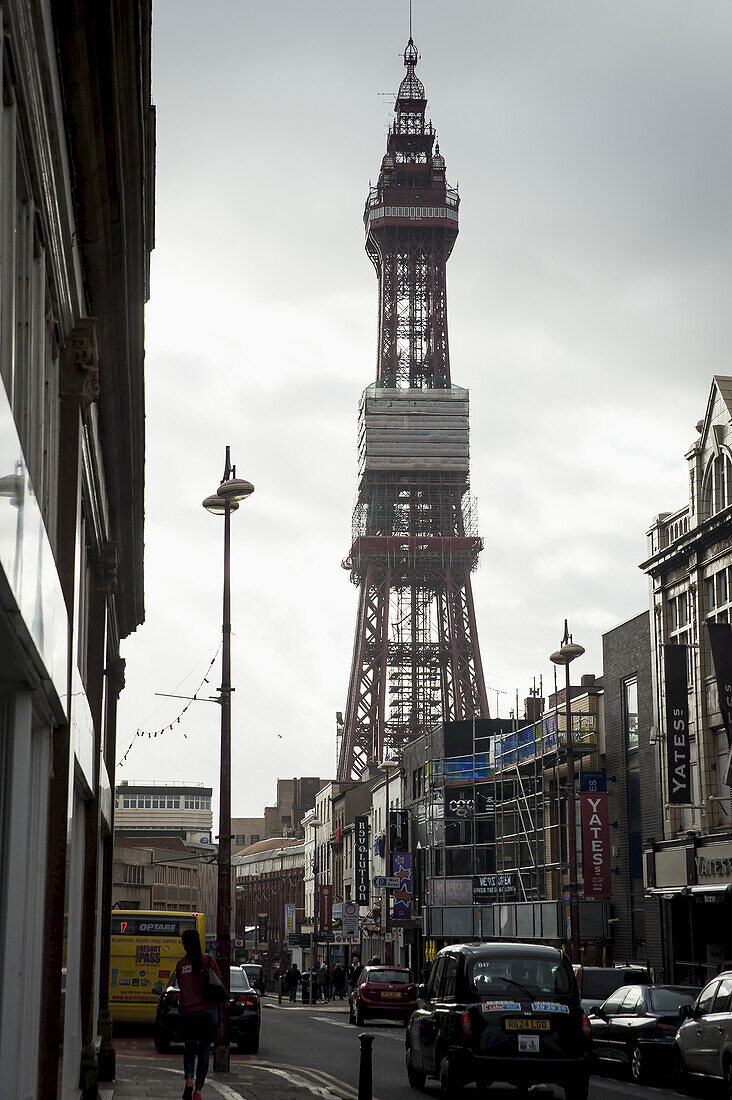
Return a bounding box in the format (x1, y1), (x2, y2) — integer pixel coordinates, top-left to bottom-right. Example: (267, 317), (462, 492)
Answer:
(504, 1018), (551, 1031)
(380, 991), (401, 998)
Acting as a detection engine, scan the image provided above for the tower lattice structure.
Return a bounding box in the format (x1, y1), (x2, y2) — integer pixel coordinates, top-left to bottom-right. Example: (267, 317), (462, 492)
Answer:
(337, 39), (489, 781)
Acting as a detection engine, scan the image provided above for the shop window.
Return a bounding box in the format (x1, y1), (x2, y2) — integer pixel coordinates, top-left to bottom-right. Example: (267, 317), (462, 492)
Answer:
(624, 678), (639, 753)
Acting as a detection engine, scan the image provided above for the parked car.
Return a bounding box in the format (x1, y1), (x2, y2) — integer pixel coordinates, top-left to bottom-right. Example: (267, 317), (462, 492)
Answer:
(154, 965), (261, 1053)
(573, 965), (652, 1014)
(589, 983), (698, 1082)
(674, 971), (732, 1091)
(241, 963), (266, 996)
(349, 966), (416, 1025)
(405, 943), (592, 1098)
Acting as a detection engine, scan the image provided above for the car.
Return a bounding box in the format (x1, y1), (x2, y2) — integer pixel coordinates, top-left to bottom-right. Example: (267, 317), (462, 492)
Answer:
(573, 964), (652, 1014)
(674, 970), (732, 1091)
(154, 965), (261, 1053)
(588, 983), (698, 1083)
(241, 963), (266, 996)
(348, 965), (416, 1026)
(405, 942), (592, 1098)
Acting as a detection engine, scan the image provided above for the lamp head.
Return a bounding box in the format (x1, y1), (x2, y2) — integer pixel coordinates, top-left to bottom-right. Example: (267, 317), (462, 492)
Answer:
(217, 478), (254, 503)
(203, 494), (238, 515)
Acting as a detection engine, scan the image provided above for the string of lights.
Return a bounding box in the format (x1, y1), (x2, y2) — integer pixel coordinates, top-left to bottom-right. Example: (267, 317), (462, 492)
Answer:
(117, 644), (222, 768)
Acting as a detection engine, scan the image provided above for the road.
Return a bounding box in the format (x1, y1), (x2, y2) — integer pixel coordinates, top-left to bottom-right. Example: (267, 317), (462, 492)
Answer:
(113, 999), (709, 1100)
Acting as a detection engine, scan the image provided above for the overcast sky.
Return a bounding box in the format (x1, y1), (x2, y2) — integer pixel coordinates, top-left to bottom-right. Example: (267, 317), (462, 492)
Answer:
(116, 0), (732, 818)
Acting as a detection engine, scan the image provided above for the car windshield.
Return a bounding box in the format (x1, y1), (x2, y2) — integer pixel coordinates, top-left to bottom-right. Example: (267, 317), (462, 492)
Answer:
(649, 987), (697, 1012)
(367, 970), (411, 984)
(243, 966), (262, 977)
(581, 970), (628, 1000)
(469, 955), (574, 999)
(230, 968), (251, 992)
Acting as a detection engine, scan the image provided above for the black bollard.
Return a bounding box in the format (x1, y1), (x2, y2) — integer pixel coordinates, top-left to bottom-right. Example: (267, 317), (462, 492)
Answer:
(357, 1032), (376, 1100)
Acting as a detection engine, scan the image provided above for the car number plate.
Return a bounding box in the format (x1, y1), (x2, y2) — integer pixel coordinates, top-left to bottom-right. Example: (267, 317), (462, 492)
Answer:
(504, 1018), (551, 1031)
(380, 991), (401, 998)
(518, 1035), (540, 1053)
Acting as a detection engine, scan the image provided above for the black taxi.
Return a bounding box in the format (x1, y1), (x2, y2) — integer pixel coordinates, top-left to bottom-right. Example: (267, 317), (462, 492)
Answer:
(405, 943), (591, 1097)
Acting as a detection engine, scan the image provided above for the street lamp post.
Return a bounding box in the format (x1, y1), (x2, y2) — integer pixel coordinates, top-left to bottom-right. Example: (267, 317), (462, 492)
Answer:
(203, 447), (254, 1072)
(308, 817), (322, 1005)
(550, 620), (585, 966)
(379, 759), (400, 966)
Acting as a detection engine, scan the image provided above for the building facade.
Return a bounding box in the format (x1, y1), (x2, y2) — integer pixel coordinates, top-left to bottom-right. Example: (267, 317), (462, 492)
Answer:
(0, 3), (153, 1097)
(114, 780), (213, 844)
(642, 377), (732, 983)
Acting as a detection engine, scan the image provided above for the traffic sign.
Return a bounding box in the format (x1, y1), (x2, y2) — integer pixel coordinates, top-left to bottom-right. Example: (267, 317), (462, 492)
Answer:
(288, 933), (311, 947)
(373, 875), (400, 889)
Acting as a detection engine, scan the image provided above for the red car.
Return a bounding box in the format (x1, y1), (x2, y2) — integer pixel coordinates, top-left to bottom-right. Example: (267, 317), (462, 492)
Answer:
(348, 966), (416, 1026)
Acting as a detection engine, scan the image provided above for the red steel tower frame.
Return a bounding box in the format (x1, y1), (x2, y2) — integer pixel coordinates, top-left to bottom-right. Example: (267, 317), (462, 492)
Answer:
(338, 38), (489, 781)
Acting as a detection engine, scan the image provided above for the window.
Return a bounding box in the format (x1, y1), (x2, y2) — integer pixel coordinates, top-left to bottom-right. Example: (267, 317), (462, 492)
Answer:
(624, 678), (639, 753)
(617, 987), (644, 1015)
(251, 834), (260, 844)
(168, 867), (178, 885)
(123, 864), (144, 884)
(152, 798), (159, 809)
(427, 956), (444, 1000)
(154, 865), (166, 884)
(441, 956), (458, 999)
(235, 834), (245, 844)
(714, 978), (732, 1014)
(123, 799), (130, 808)
(706, 568), (731, 624)
(697, 980), (721, 1017)
(145, 798), (151, 808)
(180, 868), (191, 886)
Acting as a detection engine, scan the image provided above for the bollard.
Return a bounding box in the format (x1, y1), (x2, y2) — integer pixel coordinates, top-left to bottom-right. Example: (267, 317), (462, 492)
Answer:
(357, 1032), (376, 1100)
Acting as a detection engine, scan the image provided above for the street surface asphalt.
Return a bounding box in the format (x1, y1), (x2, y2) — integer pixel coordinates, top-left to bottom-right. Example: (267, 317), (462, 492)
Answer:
(108, 998), (712, 1100)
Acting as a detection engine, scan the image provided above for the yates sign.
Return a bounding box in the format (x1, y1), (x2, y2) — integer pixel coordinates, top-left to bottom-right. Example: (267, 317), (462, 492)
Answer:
(665, 644), (691, 805)
(355, 815), (370, 906)
(579, 771), (611, 898)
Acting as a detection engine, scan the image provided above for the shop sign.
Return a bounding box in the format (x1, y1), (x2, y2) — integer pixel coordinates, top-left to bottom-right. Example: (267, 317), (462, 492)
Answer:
(355, 816), (370, 906)
(695, 851), (732, 881)
(579, 771), (611, 898)
(665, 644), (691, 804)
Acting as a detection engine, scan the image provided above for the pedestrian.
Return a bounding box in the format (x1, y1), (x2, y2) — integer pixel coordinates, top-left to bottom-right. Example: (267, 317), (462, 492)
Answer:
(174, 928), (221, 1100)
(369, 955), (381, 965)
(286, 961), (301, 1004)
(348, 953), (362, 991)
(332, 962), (346, 999)
(316, 961), (330, 1003)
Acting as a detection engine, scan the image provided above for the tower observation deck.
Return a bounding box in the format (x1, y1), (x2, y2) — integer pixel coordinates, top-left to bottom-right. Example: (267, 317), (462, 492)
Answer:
(337, 38), (489, 781)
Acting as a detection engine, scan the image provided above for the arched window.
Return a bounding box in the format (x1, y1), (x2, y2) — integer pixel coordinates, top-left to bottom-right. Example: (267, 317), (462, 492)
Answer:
(702, 453), (732, 517)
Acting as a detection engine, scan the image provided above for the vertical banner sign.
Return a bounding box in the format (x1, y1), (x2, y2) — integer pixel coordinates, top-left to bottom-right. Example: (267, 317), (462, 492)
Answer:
(285, 903), (296, 935)
(579, 771), (611, 898)
(707, 623), (732, 743)
(319, 884), (333, 933)
(389, 809), (409, 858)
(257, 913), (268, 943)
(392, 852), (412, 919)
(665, 644), (691, 804)
(355, 815), (370, 906)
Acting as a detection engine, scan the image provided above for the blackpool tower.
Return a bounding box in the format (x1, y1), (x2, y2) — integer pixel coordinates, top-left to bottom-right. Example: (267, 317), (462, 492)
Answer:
(337, 36), (489, 781)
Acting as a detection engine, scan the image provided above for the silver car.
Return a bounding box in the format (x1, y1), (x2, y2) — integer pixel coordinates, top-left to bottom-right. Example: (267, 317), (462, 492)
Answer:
(675, 970), (732, 1091)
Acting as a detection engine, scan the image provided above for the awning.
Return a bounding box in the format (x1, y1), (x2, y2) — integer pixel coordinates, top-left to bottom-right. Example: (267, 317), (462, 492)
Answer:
(690, 884), (732, 895)
(646, 887), (689, 897)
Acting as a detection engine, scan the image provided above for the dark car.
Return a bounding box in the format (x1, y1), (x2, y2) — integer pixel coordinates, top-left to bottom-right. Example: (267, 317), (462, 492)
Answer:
(675, 971), (732, 1090)
(241, 963), (266, 996)
(573, 965), (652, 1014)
(589, 983), (698, 1083)
(154, 966), (261, 1053)
(348, 966), (416, 1025)
(405, 943), (591, 1099)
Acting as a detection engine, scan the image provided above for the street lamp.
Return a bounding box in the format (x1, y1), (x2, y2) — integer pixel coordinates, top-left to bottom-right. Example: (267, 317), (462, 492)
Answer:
(203, 446), (254, 1072)
(308, 817), (323, 1005)
(550, 619), (585, 966)
(379, 759), (400, 965)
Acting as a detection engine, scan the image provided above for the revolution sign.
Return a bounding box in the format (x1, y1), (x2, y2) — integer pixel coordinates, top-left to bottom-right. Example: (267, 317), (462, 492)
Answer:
(354, 815), (370, 906)
(579, 771), (611, 898)
(665, 644), (691, 804)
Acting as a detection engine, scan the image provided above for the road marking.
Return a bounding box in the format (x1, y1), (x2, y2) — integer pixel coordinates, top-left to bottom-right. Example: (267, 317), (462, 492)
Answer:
(253, 1060), (364, 1100)
(208, 1082), (249, 1100)
(309, 1017), (353, 1028)
(248, 1065), (340, 1098)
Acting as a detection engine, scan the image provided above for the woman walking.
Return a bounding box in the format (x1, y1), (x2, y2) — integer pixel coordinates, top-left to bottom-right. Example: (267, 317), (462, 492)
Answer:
(175, 929), (222, 1100)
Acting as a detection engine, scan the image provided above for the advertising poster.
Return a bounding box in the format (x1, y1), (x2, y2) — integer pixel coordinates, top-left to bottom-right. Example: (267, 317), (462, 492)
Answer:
(319, 884), (333, 932)
(579, 771), (611, 897)
(392, 851), (412, 919)
(285, 903), (296, 935)
(708, 622), (732, 743)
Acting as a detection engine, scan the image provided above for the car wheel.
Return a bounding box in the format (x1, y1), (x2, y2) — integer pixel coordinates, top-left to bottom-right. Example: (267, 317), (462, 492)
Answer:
(672, 1045), (690, 1093)
(630, 1042), (645, 1083)
(406, 1046), (426, 1091)
(239, 1030), (260, 1054)
(564, 1075), (590, 1100)
(723, 1055), (732, 1100)
(153, 1028), (170, 1054)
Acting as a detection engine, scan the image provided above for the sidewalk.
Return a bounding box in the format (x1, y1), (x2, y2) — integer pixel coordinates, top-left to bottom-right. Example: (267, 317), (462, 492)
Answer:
(103, 1057), (348, 1100)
